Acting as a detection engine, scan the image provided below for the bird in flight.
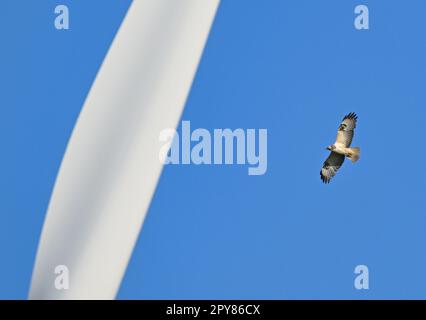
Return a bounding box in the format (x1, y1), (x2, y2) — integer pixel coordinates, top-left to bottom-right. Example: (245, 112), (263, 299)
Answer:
(320, 112), (361, 183)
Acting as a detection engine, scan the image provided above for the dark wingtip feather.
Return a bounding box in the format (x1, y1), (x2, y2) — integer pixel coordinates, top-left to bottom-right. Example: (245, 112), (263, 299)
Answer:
(343, 112), (358, 121)
(320, 171), (329, 184)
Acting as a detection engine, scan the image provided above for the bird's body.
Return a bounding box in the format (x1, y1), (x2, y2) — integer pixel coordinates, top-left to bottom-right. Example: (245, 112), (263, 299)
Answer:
(331, 143), (349, 155)
(321, 112), (360, 183)
(330, 144), (360, 160)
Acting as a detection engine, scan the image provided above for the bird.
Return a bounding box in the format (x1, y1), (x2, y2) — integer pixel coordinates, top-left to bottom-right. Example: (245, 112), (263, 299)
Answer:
(320, 112), (360, 183)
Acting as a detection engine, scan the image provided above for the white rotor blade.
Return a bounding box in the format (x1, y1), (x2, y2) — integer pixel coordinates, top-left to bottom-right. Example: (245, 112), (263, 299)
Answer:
(29, 0), (220, 300)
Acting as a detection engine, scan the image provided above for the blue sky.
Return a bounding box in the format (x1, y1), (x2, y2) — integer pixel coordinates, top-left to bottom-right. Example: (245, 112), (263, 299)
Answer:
(2, 0), (426, 299)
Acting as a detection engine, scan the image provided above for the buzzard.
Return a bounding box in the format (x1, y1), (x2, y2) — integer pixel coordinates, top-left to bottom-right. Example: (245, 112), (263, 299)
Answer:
(320, 112), (360, 183)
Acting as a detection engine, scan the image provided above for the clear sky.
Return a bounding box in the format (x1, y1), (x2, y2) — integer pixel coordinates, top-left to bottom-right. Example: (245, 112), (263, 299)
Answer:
(2, 0), (426, 299)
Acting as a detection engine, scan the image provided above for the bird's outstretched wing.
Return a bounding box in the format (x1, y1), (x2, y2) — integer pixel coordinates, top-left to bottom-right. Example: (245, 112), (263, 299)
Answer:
(335, 112), (357, 147)
(320, 152), (345, 183)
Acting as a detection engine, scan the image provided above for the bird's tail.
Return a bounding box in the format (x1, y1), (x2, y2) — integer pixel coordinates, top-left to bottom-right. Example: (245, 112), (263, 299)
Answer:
(346, 147), (360, 162)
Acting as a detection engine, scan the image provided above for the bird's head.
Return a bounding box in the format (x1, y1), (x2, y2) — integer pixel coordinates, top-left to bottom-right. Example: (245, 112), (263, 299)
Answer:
(326, 145), (335, 151)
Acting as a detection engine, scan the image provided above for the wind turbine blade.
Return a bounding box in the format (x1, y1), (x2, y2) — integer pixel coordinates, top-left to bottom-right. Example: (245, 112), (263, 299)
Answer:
(29, 0), (220, 300)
